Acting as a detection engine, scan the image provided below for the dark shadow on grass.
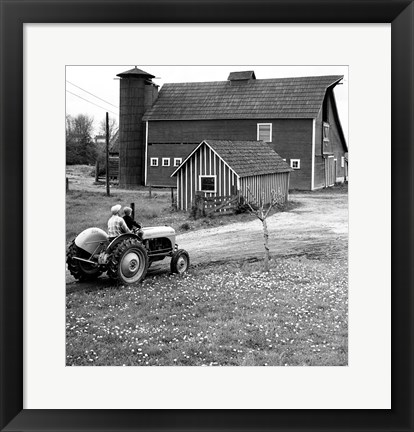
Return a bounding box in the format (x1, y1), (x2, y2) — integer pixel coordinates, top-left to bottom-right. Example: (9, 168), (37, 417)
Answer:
(66, 264), (171, 295)
(66, 277), (117, 295)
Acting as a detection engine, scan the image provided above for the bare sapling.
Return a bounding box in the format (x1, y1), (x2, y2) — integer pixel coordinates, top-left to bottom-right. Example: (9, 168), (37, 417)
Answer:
(244, 187), (284, 272)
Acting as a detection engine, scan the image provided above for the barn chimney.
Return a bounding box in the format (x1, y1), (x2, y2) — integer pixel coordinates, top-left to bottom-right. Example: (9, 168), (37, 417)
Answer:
(117, 66), (158, 187)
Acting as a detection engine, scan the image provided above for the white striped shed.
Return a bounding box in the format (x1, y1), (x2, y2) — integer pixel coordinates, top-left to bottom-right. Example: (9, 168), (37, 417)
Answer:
(171, 140), (292, 211)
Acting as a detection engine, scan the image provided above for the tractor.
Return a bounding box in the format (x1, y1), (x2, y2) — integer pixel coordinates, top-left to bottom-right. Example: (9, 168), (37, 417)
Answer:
(66, 226), (190, 285)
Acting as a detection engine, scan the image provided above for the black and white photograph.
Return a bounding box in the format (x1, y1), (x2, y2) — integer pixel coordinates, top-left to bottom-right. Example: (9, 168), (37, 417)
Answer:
(65, 64), (349, 367)
(4, 1), (412, 424)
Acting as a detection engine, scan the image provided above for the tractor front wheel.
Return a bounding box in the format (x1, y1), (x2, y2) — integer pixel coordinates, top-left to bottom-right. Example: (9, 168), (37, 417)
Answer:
(66, 241), (102, 281)
(107, 238), (148, 285)
(170, 249), (190, 274)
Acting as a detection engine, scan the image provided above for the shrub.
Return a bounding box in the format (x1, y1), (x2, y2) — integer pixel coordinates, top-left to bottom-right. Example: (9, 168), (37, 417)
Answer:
(236, 197), (255, 214)
(179, 222), (191, 231)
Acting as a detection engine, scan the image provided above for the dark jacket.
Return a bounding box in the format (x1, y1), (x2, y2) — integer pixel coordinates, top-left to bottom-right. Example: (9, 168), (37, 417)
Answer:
(123, 215), (141, 230)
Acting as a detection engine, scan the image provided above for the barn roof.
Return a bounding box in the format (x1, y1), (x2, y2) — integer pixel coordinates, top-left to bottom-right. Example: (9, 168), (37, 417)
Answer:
(143, 75), (343, 121)
(171, 140), (292, 178)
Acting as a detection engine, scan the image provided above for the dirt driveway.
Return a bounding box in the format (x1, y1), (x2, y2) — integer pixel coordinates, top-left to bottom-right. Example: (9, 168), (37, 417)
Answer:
(66, 191), (347, 286)
(178, 191), (347, 265)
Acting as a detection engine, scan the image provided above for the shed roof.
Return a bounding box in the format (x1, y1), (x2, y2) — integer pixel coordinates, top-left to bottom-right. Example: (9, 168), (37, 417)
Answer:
(172, 140), (292, 178)
(143, 75), (343, 121)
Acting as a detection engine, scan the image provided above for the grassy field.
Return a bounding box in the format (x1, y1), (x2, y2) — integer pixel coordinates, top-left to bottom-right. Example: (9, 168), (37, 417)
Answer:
(66, 189), (171, 241)
(66, 256), (347, 366)
(66, 189), (296, 242)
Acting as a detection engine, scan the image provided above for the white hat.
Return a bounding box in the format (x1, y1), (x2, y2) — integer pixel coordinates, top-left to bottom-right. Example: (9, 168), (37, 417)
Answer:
(111, 204), (122, 215)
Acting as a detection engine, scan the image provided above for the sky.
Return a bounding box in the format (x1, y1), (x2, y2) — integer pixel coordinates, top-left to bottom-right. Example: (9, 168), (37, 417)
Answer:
(66, 65), (348, 140)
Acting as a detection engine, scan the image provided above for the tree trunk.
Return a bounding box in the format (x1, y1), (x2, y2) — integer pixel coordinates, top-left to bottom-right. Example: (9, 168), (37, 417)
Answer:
(262, 218), (270, 272)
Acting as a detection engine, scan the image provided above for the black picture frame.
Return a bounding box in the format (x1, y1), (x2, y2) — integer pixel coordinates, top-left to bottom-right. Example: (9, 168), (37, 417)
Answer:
(1, 1), (413, 431)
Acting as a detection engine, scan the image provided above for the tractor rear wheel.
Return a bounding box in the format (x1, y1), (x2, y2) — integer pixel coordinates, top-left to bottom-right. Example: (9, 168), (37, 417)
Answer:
(107, 238), (148, 285)
(170, 249), (190, 274)
(66, 240), (102, 281)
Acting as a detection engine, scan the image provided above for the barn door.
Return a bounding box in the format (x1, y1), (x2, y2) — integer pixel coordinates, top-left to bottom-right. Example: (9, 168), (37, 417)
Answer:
(325, 156), (335, 187)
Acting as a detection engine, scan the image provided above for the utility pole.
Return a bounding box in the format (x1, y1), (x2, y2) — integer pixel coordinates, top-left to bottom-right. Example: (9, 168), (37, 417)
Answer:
(106, 112), (110, 196)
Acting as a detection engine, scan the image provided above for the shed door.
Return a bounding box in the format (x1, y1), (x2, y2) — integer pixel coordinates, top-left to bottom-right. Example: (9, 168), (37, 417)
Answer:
(325, 156), (335, 187)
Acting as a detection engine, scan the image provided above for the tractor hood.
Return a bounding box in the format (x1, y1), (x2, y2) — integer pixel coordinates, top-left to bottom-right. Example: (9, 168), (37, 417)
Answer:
(141, 226), (175, 240)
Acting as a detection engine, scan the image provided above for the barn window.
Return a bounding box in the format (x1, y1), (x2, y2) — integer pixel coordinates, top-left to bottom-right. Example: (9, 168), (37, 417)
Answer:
(199, 175), (216, 193)
(341, 156), (345, 168)
(150, 158), (158, 167)
(174, 157), (182, 167)
(257, 123), (272, 142)
(290, 159), (300, 169)
(323, 122), (330, 141)
(162, 158), (170, 167)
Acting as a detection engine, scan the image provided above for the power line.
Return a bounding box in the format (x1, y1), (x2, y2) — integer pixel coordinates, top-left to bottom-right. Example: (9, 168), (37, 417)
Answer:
(66, 80), (119, 108)
(66, 90), (118, 116)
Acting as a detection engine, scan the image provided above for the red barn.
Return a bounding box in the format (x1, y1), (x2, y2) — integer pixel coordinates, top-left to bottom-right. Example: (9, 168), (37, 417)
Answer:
(116, 68), (348, 190)
(139, 72), (347, 190)
(171, 139), (292, 211)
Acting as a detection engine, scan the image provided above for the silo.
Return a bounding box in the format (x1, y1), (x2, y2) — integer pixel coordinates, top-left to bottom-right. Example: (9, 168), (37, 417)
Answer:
(117, 67), (158, 187)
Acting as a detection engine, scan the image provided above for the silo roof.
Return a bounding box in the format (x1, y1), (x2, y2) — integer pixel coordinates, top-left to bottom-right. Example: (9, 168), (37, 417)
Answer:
(117, 66), (155, 79)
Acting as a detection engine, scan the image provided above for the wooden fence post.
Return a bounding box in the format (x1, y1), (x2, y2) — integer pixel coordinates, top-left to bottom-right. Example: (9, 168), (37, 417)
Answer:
(105, 112), (110, 197)
(95, 161), (99, 182)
